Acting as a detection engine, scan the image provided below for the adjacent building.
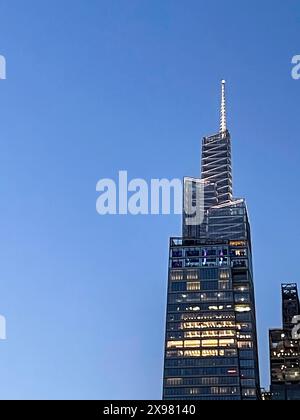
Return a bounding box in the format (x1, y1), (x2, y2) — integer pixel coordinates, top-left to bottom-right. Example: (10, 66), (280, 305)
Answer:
(269, 284), (300, 400)
(162, 81), (261, 400)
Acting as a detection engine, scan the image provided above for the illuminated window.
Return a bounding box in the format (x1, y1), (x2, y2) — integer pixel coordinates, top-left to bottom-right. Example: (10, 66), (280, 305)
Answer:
(234, 284), (249, 292)
(170, 270), (184, 281)
(219, 280), (230, 290)
(242, 389), (256, 397)
(182, 320), (236, 329)
(166, 378), (183, 386)
(230, 241), (246, 247)
(184, 340), (201, 348)
(185, 331), (201, 338)
(202, 339), (218, 348)
(184, 350), (201, 357)
(237, 333), (252, 340)
(186, 270), (199, 280)
(219, 330), (236, 337)
(235, 305), (251, 313)
(186, 258), (200, 268)
(238, 341), (253, 349)
(235, 293), (250, 303)
(167, 340), (183, 349)
(219, 257), (229, 267)
(187, 282), (201, 291)
(220, 269), (230, 280)
(220, 387), (238, 395)
(231, 249), (247, 257)
(202, 330), (219, 338)
(219, 339), (235, 347)
(202, 349), (219, 357)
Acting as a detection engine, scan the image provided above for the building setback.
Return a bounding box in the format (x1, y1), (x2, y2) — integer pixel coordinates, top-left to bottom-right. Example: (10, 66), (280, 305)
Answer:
(162, 81), (261, 400)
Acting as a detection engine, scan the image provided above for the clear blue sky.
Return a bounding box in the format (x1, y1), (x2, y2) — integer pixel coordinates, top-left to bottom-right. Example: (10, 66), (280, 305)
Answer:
(0, 0), (299, 399)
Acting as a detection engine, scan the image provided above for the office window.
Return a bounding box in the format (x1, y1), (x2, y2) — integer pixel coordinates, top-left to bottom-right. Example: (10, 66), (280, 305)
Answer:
(200, 268), (219, 280)
(202, 330), (219, 338)
(184, 350), (202, 357)
(202, 339), (218, 348)
(230, 249), (247, 257)
(237, 322), (252, 331)
(187, 282), (201, 291)
(184, 340), (201, 348)
(238, 341), (253, 349)
(219, 339), (235, 347)
(219, 257), (229, 267)
(224, 349), (237, 357)
(185, 258), (200, 268)
(186, 270), (199, 280)
(167, 341), (183, 349)
(235, 293), (250, 303)
(232, 273), (248, 281)
(166, 378), (183, 386)
(219, 330), (236, 338)
(202, 349), (219, 357)
(171, 282), (186, 292)
(170, 270), (184, 281)
(167, 332), (184, 340)
(239, 350), (254, 359)
(172, 260), (183, 268)
(166, 350), (184, 358)
(235, 305), (251, 313)
(172, 249), (183, 258)
(234, 284), (249, 292)
(186, 249), (200, 258)
(220, 269), (230, 280)
(236, 312), (251, 322)
(240, 359), (254, 368)
(242, 389), (256, 397)
(237, 333), (252, 340)
(219, 280), (230, 290)
(201, 280), (219, 291)
(240, 369), (255, 378)
(185, 331), (201, 339)
(241, 379), (255, 387)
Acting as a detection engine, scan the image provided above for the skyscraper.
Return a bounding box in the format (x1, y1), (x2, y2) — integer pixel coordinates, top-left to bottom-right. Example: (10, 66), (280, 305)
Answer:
(269, 284), (300, 400)
(163, 81), (261, 400)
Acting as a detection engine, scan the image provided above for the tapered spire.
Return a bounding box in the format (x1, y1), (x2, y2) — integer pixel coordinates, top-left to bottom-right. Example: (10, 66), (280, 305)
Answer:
(220, 79), (227, 135)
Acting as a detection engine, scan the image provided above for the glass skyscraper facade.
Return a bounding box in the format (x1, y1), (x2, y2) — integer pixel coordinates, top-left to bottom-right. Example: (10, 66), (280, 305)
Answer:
(269, 284), (300, 400)
(163, 81), (261, 400)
